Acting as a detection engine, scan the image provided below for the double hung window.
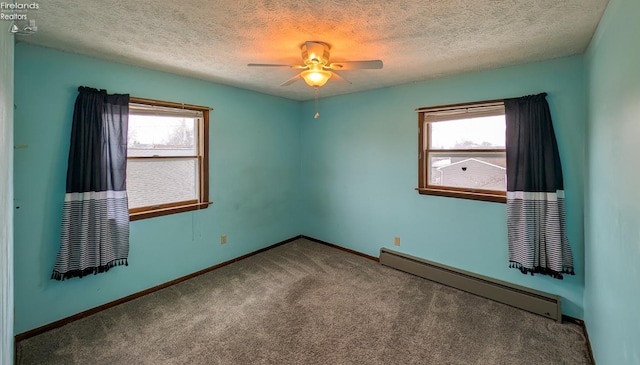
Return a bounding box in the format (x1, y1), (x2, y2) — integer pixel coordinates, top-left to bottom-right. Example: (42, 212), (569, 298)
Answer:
(127, 98), (210, 220)
(417, 100), (506, 203)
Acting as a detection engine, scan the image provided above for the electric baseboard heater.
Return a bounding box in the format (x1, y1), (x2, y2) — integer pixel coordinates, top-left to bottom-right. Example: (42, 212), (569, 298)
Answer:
(379, 248), (562, 322)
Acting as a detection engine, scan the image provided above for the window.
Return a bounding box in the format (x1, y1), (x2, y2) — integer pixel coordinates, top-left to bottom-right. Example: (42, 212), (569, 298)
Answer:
(417, 100), (506, 203)
(127, 97), (211, 220)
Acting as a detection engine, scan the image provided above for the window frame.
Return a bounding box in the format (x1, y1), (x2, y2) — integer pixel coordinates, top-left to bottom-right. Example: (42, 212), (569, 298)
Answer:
(417, 99), (507, 203)
(127, 97), (211, 220)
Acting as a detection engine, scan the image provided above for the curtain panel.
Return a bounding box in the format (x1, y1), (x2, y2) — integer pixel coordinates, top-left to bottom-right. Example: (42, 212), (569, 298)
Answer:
(52, 87), (130, 281)
(505, 93), (574, 279)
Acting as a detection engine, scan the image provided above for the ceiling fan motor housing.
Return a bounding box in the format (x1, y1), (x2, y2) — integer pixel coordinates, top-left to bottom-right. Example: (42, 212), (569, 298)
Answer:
(302, 41), (330, 66)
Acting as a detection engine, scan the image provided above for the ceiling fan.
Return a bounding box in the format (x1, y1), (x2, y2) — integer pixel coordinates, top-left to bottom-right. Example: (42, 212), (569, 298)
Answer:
(248, 41), (383, 88)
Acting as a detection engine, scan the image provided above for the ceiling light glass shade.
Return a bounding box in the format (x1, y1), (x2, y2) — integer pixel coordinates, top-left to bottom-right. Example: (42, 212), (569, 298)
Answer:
(301, 69), (332, 87)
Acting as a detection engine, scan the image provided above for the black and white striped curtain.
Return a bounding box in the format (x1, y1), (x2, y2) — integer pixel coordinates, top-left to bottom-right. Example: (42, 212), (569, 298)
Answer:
(52, 87), (130, 281)
(505, 93), (574, 279)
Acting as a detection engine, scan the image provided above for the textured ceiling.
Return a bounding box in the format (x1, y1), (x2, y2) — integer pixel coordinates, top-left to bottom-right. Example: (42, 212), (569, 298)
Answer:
(16, 0), (608, 101)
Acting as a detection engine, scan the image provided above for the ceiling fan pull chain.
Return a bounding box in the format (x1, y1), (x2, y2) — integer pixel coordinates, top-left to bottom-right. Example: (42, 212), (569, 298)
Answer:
(314, 87), (320, 119)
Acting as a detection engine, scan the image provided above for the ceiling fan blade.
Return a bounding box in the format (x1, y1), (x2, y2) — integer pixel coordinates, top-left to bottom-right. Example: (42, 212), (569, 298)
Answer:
(248, 63), (307, 69)
(328, 60), (383, 70)
(331, 71), (352, 85)
(280, 73), (303, 86)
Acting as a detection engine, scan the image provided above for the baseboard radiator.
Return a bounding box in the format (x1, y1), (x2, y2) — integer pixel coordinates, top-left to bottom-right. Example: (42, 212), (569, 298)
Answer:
(379, 248), (562, 322)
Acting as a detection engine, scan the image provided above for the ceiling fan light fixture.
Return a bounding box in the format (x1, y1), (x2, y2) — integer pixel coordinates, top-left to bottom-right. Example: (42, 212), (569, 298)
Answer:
(247, 40), (382, 90)
(301, 69), (332, 87)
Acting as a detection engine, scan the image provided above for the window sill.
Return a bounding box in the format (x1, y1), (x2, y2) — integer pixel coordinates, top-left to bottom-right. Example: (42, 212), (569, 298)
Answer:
(416, 188), (506, 203)
(130, 202), (212, 221)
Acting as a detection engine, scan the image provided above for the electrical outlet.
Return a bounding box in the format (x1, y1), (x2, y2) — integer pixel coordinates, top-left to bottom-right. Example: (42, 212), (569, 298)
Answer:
(394, 236), (400, 246)
(221, 234), (227, 244)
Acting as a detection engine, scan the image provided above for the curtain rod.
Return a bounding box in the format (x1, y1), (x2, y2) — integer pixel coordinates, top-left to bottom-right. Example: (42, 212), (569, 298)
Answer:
(130, 96), (213, 111)
(415, 98), (504, 113)
(415, 92), (547, 113)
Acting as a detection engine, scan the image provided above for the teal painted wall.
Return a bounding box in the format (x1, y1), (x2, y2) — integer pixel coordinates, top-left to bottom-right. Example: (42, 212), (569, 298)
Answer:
(13, 42), (592, 335)
(585, 0), (640, 363)
(300, 56), (587, 318)
(13, 43), (301, 334)
(1, 30), (15, 365)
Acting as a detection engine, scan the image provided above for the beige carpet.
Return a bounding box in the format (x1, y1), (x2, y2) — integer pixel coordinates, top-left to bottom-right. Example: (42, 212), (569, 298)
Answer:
(17, 238), (591, 364)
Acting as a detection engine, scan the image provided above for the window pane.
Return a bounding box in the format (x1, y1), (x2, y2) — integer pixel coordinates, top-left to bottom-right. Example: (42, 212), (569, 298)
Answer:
(127, 158), (199, 209)
(430, 115), (505, 149)
(428, 151), (506, 191)
(128, 115), (197, 157)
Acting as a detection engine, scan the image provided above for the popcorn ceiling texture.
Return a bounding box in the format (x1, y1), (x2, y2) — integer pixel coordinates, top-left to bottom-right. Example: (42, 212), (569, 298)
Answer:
(19, 0), (608, 100)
